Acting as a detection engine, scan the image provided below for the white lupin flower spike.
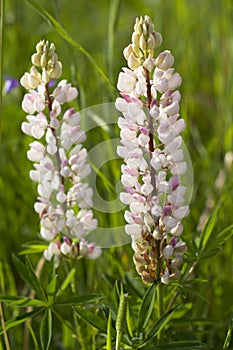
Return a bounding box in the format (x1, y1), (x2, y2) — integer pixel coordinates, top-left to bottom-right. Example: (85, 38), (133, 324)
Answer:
(116, 16), (189, 284)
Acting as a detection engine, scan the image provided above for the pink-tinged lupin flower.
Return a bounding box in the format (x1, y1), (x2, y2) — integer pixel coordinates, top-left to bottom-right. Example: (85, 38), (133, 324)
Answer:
(21, 40), (101, 267)
(116, 16), (189, 284)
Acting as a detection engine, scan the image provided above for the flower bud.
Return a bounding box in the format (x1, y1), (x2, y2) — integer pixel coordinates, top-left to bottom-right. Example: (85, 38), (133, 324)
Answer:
(132, 32), (140, 48)
(155, 50), (174, 70)
(42, 68), (49, 84)
(134, 17), (143, 34)
(40, 53), (47, 68)
(153, 31), (163, 47)
(50, 61), (62, 79)
(123, 44), (134, 60)
(127, 53), (141, 70)
(139, 34), (147, 51)
(31, 53), (41, 66)
(36, 40), (45, 54)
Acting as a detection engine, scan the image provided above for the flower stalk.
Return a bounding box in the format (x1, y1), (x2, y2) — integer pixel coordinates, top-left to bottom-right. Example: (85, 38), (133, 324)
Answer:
(20, 40), (101, 266)
(116, 16), (190, 288)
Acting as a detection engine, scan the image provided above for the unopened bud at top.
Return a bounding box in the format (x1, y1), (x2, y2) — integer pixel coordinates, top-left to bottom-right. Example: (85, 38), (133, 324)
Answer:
(124, 15), (162, 70)
(21, 40), (62, 89)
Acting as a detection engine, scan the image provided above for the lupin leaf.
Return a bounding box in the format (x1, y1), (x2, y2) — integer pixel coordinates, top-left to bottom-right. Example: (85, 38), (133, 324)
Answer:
(40, 308), (53, 350)
(0, 309), (43, 335)
(138, 282), (157, 335)
(46, 275), (57, 304)
(0, 295), (46, 308)
(54, 294), (104, 306)
(55, 267), (76, 298)
(12, 255), (46, 301)
(140, 304), (181, 347)
(75, 306), (109, 334)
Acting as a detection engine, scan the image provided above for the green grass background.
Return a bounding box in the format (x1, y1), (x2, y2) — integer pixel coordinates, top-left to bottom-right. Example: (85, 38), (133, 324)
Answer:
(1, 0), (233, 348)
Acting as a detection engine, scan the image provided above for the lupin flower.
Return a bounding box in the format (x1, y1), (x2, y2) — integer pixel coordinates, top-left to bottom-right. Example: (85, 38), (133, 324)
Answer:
(116, 16), (189, 284)
(21, 40), (101, 266)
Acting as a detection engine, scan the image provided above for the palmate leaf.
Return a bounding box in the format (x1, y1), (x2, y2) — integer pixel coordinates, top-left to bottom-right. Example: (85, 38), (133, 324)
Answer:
(26, 0), (114, 90)
(54, 294), (104, 306)
(46, 275), (57, 304)
(75, 306), (108, 334)
(12, 255), (46, 301)
(55, 267), (76, 298)
(0, 295), (47, 308)
(40, 308), (53, 350)
(0, 309), (43, 335)
(19, 242), (48, 255)
(139, 304), (181, 348)
(124, 272), (145, 298)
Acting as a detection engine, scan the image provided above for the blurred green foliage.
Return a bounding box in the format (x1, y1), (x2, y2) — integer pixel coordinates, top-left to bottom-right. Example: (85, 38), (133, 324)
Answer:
(1, 0), (233, 348)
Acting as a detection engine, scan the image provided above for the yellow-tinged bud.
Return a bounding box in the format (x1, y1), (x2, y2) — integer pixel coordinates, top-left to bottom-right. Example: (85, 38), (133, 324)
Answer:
(49, 43), (55, 55)
(40, 53), (47, 68)
(123, 44), (134, 60)
(127, 53), (141, 70)
(36, 40), (45, 54)
(31, 53), (41, 66)
(42, 68), (49, 84)
(139, 34), (147, 52)
(147, 33), (155, 51)
(50, 53), (58, 63)
(132, 44), (140, 57)
(50, 61), (62, 79)
(134, 17), (143, 34)
(132, 32), (140, 47)
(30, 66), (41, 80)
(142, 22), (148, 37)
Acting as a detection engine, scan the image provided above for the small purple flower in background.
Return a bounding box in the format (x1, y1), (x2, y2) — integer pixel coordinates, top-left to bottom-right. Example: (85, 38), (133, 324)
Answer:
(4, 76), (19, 94)
(20, 40), (101, 267)
(116, 16), (189, 284)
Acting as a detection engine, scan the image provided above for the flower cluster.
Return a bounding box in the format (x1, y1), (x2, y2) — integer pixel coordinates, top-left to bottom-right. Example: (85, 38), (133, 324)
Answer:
(21, 40), (101, 266)
(116, 16), (189, 284)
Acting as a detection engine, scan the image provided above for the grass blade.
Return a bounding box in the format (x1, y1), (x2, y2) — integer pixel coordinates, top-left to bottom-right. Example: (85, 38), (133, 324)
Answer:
(139, 340), (211, 349)
(26, 0), (115, 90)
(223, 312), (233, 349)
(106, 309), (113, 350)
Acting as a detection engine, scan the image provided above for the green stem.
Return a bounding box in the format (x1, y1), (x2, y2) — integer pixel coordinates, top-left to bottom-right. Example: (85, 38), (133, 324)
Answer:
(107, 0), (120, 83)
(0, 302), (11, 350)
(0, 0), (5, 149)
(157, 282), (164, 345)
(70, 265), (86, 350)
